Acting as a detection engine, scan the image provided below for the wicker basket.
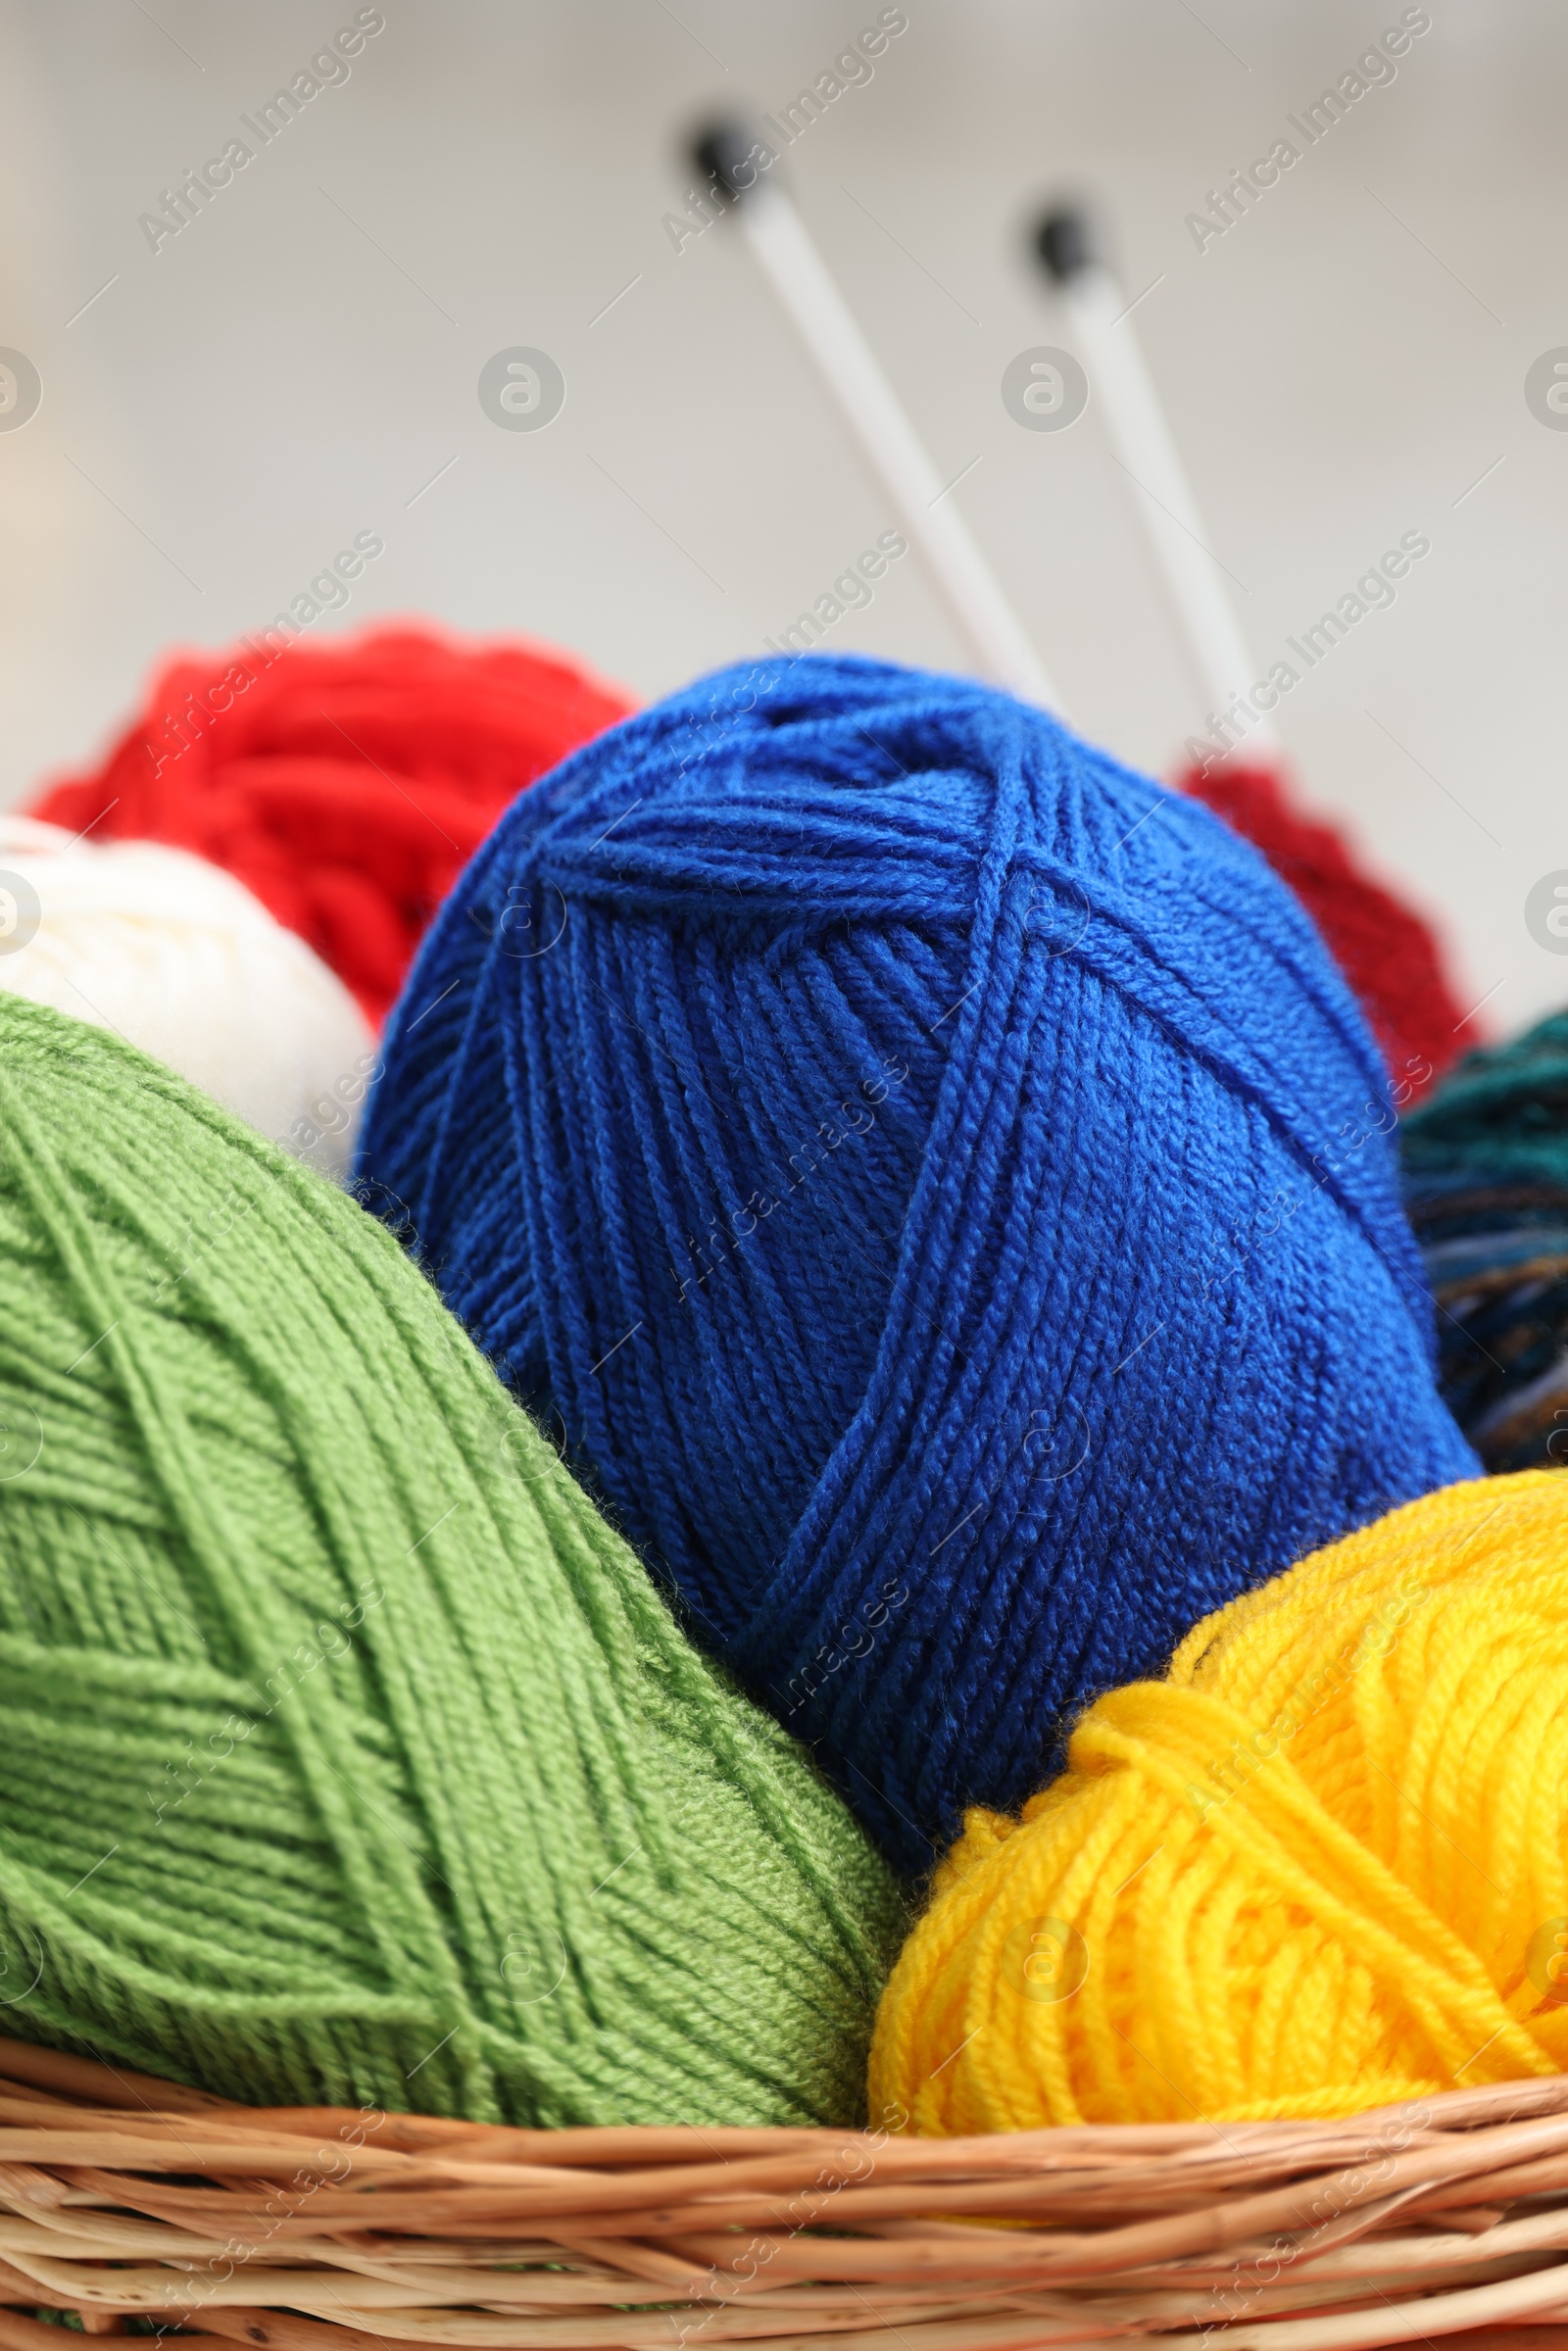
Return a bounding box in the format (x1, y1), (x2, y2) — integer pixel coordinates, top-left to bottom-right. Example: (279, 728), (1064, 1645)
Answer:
(1, 2038), (1568, 2351)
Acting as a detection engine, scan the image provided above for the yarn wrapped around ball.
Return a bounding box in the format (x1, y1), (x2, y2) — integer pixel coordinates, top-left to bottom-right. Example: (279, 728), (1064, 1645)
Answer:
(0, 990), (903, 2126)
(1402, 1010), (1568, 1472)
(0, 815), (373, 1179)
(358, 653), (1477, 1874)
(31, 624), (633, 1025)
(1180, 759), (1471, 1095)
(869, 1470), (1568, 2133)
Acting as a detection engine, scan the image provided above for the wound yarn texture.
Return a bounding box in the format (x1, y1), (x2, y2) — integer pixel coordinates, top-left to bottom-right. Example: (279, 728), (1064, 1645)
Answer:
(1180, 759), (1472, 1094)
(1403, 1010), (1568, 1471)
(32, 624), (632, 1026)
(0, 991), (903, 2126)
(358, 654), (1477, 1873)
(869, 1471), (1568, 2132)
(0, 815), (373, 1179)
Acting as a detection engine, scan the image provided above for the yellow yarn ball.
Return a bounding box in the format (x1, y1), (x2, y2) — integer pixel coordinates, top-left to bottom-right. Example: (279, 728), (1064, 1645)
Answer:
(869, 1471), (1568, 2131)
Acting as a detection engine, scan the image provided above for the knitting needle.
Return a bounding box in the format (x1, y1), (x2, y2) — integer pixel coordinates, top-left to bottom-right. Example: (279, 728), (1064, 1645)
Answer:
(693, 122), (1065, 716)
(1034, 206), (1279, 758)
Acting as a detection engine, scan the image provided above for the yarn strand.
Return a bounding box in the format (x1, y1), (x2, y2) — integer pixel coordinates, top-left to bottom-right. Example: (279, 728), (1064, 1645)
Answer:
(870, 1472), (1568, 2131)
(361, 654), (1476, 1869)
(0, 993), (905, 2126)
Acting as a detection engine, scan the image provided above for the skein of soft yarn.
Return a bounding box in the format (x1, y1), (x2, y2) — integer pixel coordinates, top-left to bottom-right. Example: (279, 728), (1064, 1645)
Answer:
(0, 991), (903, 2125)
(0, 815), (373, 1179)
(869, 1471), (1568, 2133)
(359, 653), (1477, 1873)
(32, 624), (633, 1025)
(1180, 759), (1471, 1094)
(1402, 1008), (1568, 1471)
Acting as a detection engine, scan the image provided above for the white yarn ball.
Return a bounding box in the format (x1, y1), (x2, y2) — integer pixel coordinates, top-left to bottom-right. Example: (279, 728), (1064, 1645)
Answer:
(0, 815), (375, 1179)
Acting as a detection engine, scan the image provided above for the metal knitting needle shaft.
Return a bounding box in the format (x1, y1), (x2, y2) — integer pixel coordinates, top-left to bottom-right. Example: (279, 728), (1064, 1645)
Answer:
(697, 126), (1063, 715)
(1036, 209), (1277, 755)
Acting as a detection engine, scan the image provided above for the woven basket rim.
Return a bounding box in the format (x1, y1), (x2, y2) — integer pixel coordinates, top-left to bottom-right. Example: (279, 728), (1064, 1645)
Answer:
(0, 2038), (1567, 2349)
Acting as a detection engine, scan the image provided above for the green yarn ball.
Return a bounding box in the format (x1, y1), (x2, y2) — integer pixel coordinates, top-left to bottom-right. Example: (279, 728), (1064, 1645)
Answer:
(0, 994), (905, 2127)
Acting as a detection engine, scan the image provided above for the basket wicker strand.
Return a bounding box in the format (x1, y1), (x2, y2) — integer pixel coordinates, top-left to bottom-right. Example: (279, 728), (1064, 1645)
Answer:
(1, 2041), (1568, 2348)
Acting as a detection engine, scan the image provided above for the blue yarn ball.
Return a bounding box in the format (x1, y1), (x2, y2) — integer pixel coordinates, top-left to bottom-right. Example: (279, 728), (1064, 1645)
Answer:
(359, 656), (1477, 1873)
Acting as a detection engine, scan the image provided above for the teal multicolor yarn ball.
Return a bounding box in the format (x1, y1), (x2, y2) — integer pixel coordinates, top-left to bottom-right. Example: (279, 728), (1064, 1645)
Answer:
(1404, 1008), (1568, 1471)
(0, 992), (904, 2126)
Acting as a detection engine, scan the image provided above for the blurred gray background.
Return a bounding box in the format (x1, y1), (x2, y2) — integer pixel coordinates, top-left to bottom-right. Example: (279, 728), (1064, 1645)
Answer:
(0, 0), (1560, 1032)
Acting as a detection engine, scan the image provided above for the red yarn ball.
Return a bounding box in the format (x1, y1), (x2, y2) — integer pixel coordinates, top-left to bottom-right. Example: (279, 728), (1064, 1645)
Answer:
(32, 624), (634, 1027)
(1180, 759), (1472, 1096)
